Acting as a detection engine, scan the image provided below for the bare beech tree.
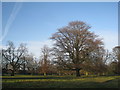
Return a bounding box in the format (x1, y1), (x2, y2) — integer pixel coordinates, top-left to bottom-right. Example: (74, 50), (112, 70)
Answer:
(40, 45), (51, 75)
(50, 21), (104, 77)
(2, 41), (27, 76)
(111, 46), (120, 75)
(51, 47), (69, 75)
(19, 53), (35, 74)
(25, 54), (38, 75)
(83, 48), (108, 75)
(113, 46), (120, 62)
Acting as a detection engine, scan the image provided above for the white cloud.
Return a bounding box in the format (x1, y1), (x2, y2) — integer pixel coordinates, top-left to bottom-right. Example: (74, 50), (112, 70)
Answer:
(1, 30), (118, 58)
(0, 45), (7, 50)
(25, 30), (118, 58)
(24, 40), (54, 58)
(0, 40), (54, 58)
(94, 30), (118, 51)
(0, 46), (2, 50)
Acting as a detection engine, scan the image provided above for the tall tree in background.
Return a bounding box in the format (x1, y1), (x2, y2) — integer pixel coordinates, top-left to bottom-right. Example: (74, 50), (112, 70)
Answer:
(40, 45), (51, 75)
(20, 53), (38, 75)
(83, 48), (108, 75)
(111, 46), (120, 75)
(51, 47), (69, 75)
(2, 41), (27, 76)
(50, 21), (104, 77)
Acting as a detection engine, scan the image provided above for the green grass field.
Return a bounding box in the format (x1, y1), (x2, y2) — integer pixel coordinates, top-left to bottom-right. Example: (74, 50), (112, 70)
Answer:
(2, 75), (120, 88)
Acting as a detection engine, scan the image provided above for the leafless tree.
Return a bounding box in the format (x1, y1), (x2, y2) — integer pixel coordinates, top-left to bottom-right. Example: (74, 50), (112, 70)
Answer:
(51, 47), (69, 75)
(83, 48), (108, 75)
(39, 45), (51, 75)
(113, 46), (120, 62)
(20, 53), (38, 75)
(2, 41), (27, 76)
(50, 21), (104, 77)
(110, 46), (120, 75)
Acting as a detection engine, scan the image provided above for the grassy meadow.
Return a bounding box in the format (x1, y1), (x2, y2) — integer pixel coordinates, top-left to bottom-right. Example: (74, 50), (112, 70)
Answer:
(2, 75), (120, 88)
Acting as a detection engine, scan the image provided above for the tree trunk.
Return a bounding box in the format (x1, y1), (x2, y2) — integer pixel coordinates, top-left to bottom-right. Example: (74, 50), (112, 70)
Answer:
(11, 70), (15, 76)
(76, 69), (81, 77)
(85, 72), (88, 76)
(44, 72), (46, 76)
(6, 64), (8, 74)
(11, 66), (15, 76)
(23, 63), (26, 74)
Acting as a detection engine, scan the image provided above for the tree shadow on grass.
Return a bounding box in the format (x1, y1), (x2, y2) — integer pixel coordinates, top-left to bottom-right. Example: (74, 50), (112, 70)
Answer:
(2, 76), (120, 88)
(2, 76), (76, 79)
(2, 78), (120, 88)
(100, 77), (120, 88)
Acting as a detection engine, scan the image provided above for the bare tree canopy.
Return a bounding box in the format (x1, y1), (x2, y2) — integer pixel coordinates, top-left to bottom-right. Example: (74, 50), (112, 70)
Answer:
(50, 21), (104, 77)
(113, 46), (120, 62)
(111, 46), (120, 75)
(40, 45), (51, 75)
(2, 41), (28, 76)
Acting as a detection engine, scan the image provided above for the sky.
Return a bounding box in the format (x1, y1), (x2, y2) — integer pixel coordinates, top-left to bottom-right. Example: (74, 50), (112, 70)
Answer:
(2, 2), (118, 58)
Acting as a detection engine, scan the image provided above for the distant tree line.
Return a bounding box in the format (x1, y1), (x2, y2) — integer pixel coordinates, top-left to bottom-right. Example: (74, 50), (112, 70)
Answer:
(1, 21), (120, 76)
